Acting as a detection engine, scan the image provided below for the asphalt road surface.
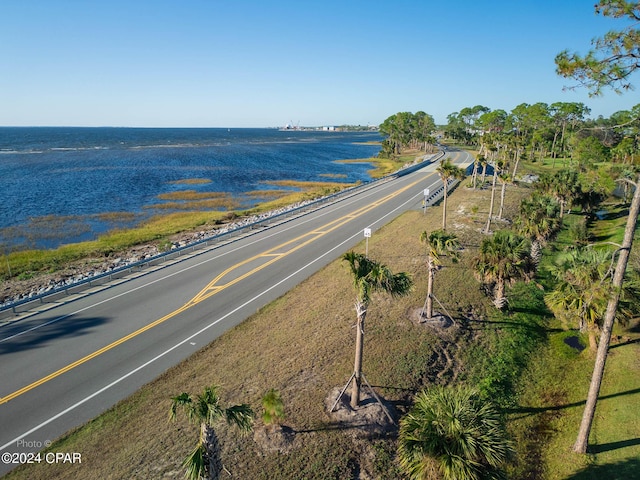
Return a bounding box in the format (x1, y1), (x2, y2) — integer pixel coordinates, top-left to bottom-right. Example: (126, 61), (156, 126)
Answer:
(0, 149), (473, 476)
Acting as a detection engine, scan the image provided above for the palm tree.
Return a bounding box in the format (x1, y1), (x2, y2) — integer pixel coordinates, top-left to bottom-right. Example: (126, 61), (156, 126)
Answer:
(544, 248), (613, 351)
(436, 159), (466, 230)
(483, 161), (500, 234)
(497, 171), (511, 220)
(419, 229), (460, 320)
(398, 386), (513, 480)
(170, 385), (254, 480)
(536, 169), (581, 218)
(473, 230), (534, 309)
(342, 251), (412, 408)
(513, 193), (561, 266)
(261, 388), (285, 429)
(471, 155), (481, 189)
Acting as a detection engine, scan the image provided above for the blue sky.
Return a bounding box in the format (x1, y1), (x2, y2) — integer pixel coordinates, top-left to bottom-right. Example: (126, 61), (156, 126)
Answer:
(1, 0), (638, 127)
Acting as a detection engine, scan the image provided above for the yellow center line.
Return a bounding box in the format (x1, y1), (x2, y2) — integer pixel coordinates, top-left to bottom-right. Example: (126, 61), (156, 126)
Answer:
(0, 174), (430, 405)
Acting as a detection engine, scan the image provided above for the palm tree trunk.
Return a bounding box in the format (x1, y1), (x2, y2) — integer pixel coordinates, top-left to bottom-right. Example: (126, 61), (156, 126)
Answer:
(442, 182), (449, 230)
(551, 130), (559, 163)
(483, 168), (498, 234)
(573, 176), (640, 453)
(531, 239), (542, 267)
(202, 424), (222, 480)
(351, 301), (368, 408)
(512, 149), (521, 180)
(472, 162), (478, 189)
(494, 277), (506, 309)
(498, 180), (507, 219)
(422, 259), (435, 320)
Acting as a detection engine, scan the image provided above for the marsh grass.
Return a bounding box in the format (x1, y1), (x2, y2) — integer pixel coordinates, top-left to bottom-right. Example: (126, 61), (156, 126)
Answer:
(156, 190), (230, 201)
(169, 178), (212, 184)
(0, 180), (351, 280)
(148, 198), (241, 211)
(319, 173), (348, 179)
(244, 189), (292, 199)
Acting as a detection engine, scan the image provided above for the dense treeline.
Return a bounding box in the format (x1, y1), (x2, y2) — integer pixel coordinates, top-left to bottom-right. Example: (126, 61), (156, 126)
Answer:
(379, 100), (639, 216)
(378, 111), (437, 157)
(380, 101), (639, 170)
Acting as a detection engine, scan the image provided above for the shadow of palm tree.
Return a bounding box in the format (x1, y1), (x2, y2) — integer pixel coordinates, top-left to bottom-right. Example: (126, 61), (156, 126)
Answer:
(465, 317), (560, 334)
(609, 337), (640, 349)
(504, 387), (640, 417)
(564, 457), (640, 479)
(589, 437), (640, 454)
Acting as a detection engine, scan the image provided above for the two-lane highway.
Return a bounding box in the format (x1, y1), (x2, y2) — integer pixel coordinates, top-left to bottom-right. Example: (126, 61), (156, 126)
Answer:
(0, 150), (473, 475)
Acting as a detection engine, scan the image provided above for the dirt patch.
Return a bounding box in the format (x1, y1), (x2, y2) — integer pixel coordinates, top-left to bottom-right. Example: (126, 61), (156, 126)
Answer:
(408, 307), (454, 330)
(253, 424), (297, 454)
(324, 387), (398, 438)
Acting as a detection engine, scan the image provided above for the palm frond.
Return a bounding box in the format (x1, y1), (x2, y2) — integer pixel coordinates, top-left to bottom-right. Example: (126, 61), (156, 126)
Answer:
(169, 392), (194, 422)
(181, 443), (206, 480)
(224, 404), (254, 432)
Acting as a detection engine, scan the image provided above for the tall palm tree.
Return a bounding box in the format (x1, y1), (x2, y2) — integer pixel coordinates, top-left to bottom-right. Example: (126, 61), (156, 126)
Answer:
(473, 230), (534, 309)
(419, 229), (460, 320)
(436, 159), (466, 230)
(342, 251), (412, 408)
(483, 161), (500, 234)
(170, 386), (254, 480)
(497, 171), (511, 220)
(398, 386), (513, 480)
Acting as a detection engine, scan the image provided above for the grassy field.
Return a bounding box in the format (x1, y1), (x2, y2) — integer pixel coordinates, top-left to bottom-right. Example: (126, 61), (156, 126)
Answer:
(3, 158), (639, 479)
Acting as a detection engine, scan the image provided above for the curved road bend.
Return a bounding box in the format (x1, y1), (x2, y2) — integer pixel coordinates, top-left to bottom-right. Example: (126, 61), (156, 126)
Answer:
(0, 150), (473, 475)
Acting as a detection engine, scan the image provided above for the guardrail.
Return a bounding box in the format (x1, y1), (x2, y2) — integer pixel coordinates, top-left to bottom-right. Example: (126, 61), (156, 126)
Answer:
(1, 151), (446, 319)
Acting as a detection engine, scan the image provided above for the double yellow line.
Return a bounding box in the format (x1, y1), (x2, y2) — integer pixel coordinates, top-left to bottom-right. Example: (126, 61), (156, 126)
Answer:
(0, 175), (426, 405)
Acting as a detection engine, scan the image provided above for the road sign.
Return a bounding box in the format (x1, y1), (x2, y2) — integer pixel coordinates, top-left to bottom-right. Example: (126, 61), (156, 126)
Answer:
(424, 188), (430, 197)
(363, 228), (372, 238)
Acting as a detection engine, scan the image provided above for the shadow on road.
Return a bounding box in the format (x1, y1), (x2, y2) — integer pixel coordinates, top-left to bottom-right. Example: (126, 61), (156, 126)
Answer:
(0, 315), (110, 355)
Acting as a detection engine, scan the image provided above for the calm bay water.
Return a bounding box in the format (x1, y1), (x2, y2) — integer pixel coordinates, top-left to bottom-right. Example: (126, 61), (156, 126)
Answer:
(0, 127), (381, 250)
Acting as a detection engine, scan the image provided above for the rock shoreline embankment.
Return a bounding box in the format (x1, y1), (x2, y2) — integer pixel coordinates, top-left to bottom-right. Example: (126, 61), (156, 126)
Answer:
(1, 199), (317, 310)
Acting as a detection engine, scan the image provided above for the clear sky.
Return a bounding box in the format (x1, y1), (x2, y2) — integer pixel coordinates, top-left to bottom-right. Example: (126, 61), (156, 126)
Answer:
(1, 0), (638, 127)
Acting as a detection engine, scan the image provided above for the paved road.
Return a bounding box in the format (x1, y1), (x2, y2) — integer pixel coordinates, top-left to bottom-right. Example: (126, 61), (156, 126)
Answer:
(0, 150), (473, 475)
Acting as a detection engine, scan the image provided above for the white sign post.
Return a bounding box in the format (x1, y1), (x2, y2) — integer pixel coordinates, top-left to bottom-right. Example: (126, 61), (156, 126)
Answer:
(423, 188), (430, 215)
(364, 227), (372, 256)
